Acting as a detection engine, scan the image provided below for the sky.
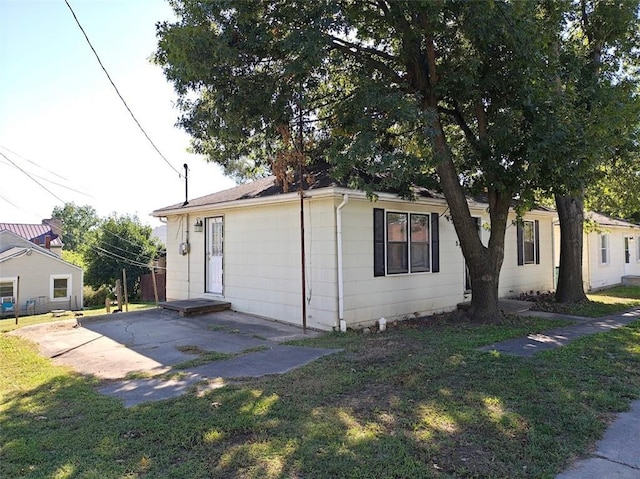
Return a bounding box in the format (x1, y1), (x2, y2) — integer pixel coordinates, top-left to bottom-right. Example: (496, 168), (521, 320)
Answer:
(0, 0), (236, 227)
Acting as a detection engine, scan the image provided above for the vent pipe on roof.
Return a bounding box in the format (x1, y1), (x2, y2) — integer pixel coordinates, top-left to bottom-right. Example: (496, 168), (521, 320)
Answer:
(183, 163), (189, 206)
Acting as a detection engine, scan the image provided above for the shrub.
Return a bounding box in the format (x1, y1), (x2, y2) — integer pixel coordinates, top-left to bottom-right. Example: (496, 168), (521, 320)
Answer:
(83, 286), (111, 308)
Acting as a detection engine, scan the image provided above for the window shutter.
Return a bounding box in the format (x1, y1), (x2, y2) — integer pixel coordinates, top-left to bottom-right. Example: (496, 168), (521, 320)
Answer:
(517, 223), (524, 266)
(373, 208), (385, 277)
(535, 220), (540, 265)
(431, 212), (440, 273)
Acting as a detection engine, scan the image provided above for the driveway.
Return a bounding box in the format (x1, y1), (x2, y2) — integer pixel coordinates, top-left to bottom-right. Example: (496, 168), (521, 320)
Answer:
(9, 308), (337, 407)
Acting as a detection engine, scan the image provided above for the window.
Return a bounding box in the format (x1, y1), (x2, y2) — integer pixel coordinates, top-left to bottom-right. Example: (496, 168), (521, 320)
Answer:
(0, 280), (14, 298)
(374, 209), (439, 276)
(599, 234), (609, 265)
(50, 275), (71, 301)
(387, 212), (408, 274)
(410, 214), (430, 273)
(517, 220), (540, 266)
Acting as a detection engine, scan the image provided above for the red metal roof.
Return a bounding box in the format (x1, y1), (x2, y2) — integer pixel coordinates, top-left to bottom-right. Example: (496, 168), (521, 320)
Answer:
(0, 223), (63, 247)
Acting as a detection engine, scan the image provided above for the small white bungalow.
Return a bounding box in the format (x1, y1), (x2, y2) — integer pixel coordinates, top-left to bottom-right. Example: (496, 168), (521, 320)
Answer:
(0, 230), (83, 315)
(554, 212), (640, 292)
(153, 176), (556, 331)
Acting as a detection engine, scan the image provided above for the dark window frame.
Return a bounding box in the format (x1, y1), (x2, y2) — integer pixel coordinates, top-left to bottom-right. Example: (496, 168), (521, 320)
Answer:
(517, 219), (540, 266)
(374, 209), (440, 276)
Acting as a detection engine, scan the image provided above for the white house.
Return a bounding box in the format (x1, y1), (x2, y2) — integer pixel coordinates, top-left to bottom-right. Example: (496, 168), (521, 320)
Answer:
(0, 229), (83, 315)
(153, 176), (556, 331)
(554, 212), (640, 292)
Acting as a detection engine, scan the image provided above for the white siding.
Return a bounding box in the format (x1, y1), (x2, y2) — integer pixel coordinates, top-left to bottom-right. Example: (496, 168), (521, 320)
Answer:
(499, 213), (555, 297)
(162, 190), (557, 331)
(163, 197), (339, 331)
(340, 198), (464, 328)
(585, 227), (640, 290)
(0, 251), (83, 312)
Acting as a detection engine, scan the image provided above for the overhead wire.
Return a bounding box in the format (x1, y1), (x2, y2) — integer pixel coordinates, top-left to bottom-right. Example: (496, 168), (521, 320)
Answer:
(0, 145), (69, 182)
(93, 245), (165, 270)
(0, 151), (66, 204)
(0, 145), (93, 198)
(63, 0), (183, 179)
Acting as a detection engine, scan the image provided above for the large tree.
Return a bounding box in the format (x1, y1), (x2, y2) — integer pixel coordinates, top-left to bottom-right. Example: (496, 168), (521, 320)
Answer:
(52, 202), (100, 252)
(156, 0), (566, 322)
(587, 151), (640, 223)
(84, 214), (163, 298)
(548, 0), (639, 303)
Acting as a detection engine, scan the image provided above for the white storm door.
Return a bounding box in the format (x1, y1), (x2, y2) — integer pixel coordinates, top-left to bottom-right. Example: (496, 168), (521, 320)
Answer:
(206, 217), (223, 294)
(624, 237), (632, 275)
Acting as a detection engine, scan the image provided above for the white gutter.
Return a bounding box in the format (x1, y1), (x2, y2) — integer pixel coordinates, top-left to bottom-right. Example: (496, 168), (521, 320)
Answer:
(336, 194), (348, 332)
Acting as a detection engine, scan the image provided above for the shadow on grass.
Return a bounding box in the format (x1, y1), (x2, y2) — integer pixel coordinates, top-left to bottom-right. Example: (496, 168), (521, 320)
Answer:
(2, 319), (640, 479)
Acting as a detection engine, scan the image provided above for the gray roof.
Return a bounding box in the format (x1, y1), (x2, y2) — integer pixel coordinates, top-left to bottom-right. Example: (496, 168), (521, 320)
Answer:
(152, 171), (554, 216)
(153, 175), (339, 214)
(586, 212), (639, 229)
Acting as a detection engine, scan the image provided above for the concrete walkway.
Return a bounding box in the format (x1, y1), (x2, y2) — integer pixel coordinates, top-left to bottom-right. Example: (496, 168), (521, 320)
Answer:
(480, 306), (640, 478)
(480, 308), (640, 357)
(9, 309), (338, 407)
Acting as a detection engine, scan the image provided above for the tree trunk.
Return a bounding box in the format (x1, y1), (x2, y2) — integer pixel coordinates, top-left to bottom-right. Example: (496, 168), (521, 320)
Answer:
(421, 34), (508, 323)
(431, 132), (509, 323)
(555, 192), (588, 303)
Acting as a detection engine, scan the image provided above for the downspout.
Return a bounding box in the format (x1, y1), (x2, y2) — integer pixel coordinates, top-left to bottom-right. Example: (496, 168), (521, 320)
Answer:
(186, 213), (191, 299)
(336, 194), (348, 332)
(551, 221), (556, 289)
(586, 233), (592, 291)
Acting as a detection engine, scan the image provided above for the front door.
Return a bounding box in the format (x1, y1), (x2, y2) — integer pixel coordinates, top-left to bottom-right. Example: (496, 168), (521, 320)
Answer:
(624, 237), (632, 275)
(206, 217), (223, 294)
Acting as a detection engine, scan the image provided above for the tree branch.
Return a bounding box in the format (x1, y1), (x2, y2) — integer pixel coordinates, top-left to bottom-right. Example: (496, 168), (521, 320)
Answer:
(438, 104), (480, 151)
(327, 37), (405, 84)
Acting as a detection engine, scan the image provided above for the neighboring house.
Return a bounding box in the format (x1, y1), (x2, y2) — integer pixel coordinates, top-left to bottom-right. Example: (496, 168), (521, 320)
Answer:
(554, 212), (640, 292)
(153, 176), (556, 331)
(0, 225), (83, 315)
(0, 219), (64, 256)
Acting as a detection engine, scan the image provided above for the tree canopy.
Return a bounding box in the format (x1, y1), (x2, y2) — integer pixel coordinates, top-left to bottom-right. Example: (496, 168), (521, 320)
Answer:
(52, 202), (100, 252)
(83, 214), (163, 297)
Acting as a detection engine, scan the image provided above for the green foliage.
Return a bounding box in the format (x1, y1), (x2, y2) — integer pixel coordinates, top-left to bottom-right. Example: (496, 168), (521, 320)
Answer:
(587, 153), (640, 222)
(83, 214), (163, 297)
(155, 1), (563, 200)
(52, 203), (100, 252)
(60, 249), (85, 269)
(82, 285), (110, 308)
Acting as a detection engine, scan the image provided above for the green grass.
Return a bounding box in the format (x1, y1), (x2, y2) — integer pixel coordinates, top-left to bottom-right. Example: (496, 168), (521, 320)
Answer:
(171, 345), (271, 370)
(2, 301), (640, 478)
(533, 285), (640, 317)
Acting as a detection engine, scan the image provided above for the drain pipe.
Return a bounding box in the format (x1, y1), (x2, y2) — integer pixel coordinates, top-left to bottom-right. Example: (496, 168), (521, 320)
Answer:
(336, 194), (349, 332)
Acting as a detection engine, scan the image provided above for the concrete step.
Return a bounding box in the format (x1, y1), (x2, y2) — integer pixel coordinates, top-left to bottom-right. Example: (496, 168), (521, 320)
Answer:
(158, 299), (231, 317)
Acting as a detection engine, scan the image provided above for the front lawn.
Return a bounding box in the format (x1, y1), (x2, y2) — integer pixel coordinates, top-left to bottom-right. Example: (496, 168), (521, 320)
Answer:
(3, 306), (640, 479)
(532, 285), (640, 317)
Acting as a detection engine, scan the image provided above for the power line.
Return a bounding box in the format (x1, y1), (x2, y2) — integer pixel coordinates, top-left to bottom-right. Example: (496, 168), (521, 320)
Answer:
(63, 0), (183, 178)
(0, 147), (92, 198)
(0, 145), (69, 182)
(93, 244), (165, 270)
(0, 151), (66, 203)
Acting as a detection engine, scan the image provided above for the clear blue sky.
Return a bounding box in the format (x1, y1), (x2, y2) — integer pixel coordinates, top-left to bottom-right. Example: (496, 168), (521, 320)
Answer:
(0, 0), (235, 226)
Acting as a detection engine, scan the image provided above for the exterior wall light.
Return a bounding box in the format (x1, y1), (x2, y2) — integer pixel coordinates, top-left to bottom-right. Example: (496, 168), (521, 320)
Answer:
(194, 218), (204, 232)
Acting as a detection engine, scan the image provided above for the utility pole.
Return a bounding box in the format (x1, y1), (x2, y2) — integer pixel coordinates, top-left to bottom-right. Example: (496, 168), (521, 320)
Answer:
(298, 91), (307, 334)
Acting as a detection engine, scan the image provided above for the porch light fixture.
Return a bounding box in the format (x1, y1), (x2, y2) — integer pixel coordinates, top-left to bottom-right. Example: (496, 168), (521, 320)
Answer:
(194, 218), (203, 232)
